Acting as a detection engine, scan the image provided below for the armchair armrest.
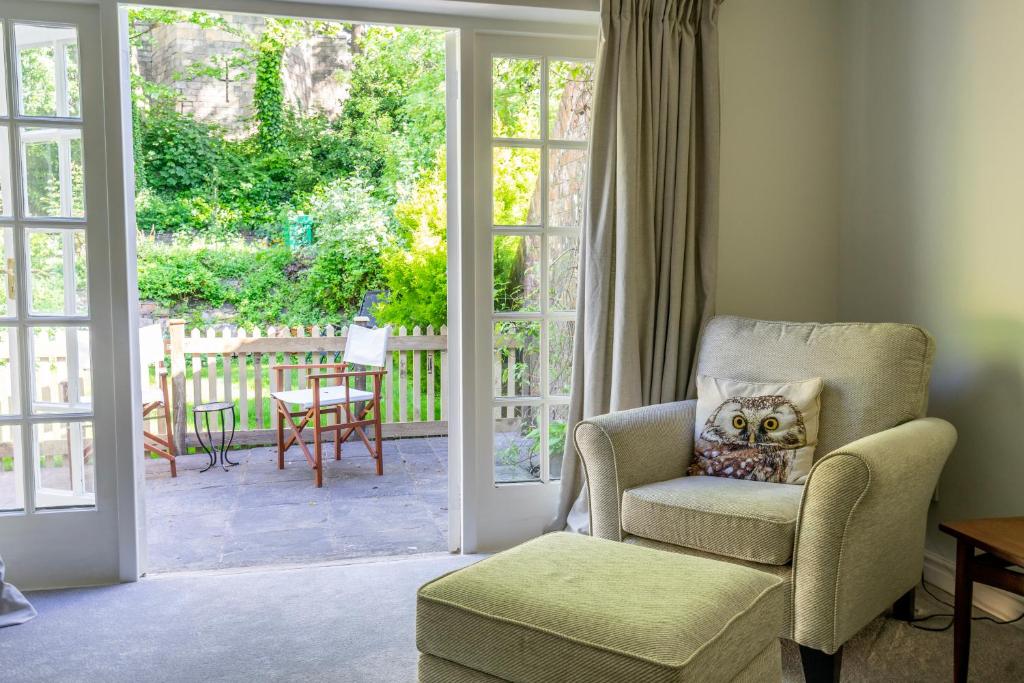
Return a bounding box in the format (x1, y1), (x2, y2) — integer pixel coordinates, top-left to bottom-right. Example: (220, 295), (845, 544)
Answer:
(792, 417), (957, 652)
(574, 400), (696, 540)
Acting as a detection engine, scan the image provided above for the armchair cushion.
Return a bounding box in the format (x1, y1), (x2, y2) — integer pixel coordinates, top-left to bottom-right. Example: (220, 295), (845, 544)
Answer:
(622, 476), (803, 565)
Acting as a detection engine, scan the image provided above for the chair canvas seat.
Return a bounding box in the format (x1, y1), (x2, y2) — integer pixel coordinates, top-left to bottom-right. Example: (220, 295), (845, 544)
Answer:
(271, 386), (375, 409)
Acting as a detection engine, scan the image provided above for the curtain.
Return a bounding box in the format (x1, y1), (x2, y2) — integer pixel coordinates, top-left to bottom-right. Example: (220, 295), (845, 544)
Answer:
(551, 0), (723, 533)
(0, 555), (36, 627)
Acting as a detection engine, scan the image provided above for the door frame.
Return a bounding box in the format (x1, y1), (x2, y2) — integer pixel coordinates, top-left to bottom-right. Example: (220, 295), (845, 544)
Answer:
(1, 0), (596, 587)
(463, 31), (596, 553)
(0, 0), (138, 590)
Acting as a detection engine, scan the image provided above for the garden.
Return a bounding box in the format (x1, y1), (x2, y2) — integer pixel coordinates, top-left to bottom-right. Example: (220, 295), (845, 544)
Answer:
(130, 12), (450, 330)
(124, 10), (589, 480)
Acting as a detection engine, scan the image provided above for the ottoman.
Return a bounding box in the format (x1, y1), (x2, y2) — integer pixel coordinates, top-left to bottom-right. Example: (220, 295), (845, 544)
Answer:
(416, 532), (784, 683)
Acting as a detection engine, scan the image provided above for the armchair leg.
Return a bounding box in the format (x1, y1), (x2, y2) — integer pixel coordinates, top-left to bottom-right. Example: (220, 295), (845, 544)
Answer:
(799, 645), (842, 683)
(892, 586), (916, 621)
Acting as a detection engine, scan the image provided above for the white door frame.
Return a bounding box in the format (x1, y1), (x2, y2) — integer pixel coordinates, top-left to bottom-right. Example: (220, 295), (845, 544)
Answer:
(463, 31), (595, 552)
(4, 0), (596, 587)
(0, 0), (138, 590)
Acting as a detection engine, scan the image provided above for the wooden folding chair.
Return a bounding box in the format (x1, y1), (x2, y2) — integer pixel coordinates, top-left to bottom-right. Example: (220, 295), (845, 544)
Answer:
(139, 324), (177, 477)
(270, 325), (389, 488)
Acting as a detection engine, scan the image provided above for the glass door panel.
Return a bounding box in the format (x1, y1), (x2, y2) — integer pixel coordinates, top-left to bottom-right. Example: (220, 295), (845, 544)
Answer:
(0, 2), (123, 590)
(469, 33), (596, 552)
(489, 51), (592, 486)
(0, 424), (22, 512)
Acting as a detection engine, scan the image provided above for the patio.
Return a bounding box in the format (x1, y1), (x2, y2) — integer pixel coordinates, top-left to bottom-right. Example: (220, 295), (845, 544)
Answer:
(144, 436), (448, 573)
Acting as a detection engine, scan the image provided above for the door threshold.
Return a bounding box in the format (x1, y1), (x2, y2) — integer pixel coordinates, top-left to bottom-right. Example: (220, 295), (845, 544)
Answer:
(142, 550), (470, 580)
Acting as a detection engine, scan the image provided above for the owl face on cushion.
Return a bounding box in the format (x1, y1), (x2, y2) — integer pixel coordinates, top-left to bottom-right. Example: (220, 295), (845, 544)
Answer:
(699, 395), (807, 451)
(691, 395), (809, 482)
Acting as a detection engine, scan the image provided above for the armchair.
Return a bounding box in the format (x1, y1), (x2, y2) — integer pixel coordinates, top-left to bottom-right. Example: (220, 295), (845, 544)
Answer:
(574, 317), (956, 683)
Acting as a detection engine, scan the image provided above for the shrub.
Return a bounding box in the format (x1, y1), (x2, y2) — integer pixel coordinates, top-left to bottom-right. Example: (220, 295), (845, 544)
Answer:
(298, 178), (394, 317)
(375, 162), (447, 329)
(375, 229), (446, 330)
(137, 106), (220, 194)
(136, 234), (309, 327)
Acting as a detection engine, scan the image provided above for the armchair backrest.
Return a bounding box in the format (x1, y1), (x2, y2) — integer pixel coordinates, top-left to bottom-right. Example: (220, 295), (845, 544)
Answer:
(695, 316), (934, 459)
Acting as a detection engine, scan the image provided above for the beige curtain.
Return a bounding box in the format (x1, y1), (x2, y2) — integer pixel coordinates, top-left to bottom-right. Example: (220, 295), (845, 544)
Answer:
(551, 0), (723, 533)
(0, 555), (36, 627)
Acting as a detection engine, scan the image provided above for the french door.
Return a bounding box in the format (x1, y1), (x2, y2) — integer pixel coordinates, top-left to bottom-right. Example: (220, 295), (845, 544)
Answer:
(0, 1), (129, 589)
(465, 32), (595, 551)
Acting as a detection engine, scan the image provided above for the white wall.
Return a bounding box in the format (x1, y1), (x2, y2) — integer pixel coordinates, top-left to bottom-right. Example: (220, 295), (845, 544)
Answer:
(840, 0), (1024, 561)
(717, 0), (842, 322)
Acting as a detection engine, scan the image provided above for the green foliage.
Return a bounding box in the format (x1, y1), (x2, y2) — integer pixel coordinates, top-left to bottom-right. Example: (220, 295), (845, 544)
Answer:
(138, 106), (220, 194)
(254, 44), (285, 151)
(375, 159), (447, 329)
(299, 178), (394, 315)
(335, 26), (446, 204)
(18, 45), (56, 116)
(129, 15), (453, 328)
(492, 57), (541, 138)
(493, 235), (528, 311)
(136, 235), (310, 327)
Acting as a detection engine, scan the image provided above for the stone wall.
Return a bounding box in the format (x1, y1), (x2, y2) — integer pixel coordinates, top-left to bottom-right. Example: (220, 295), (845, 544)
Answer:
(133, 14), (351, 134)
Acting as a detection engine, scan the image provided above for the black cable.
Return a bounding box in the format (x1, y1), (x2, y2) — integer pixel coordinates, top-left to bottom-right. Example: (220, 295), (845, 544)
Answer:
(907, 578), (1024, 632)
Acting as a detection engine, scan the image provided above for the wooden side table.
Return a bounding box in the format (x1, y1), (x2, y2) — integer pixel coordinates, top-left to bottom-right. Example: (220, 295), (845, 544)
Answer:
(939, 517), (1024, 683)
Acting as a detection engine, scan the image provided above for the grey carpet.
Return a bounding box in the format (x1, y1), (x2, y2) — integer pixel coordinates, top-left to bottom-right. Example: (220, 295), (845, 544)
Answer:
(1, 554), (1021, 682)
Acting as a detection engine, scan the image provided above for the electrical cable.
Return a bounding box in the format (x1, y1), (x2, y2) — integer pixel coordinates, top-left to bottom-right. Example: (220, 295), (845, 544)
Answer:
(906, 578), (1024, 632)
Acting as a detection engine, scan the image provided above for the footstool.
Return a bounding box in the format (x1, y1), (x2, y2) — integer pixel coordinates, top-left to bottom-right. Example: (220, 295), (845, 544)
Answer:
(416, 532), (784, 682)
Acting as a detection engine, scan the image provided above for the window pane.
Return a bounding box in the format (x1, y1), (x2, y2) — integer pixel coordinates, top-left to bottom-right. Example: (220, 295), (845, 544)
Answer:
(549, 403), (569, 481)
(16, 23), (81, 118)
(548, 60), (594, 141)
(492, 57), (541, 139)
(493, 320), (540, 398)
(0, 25), (7, 117)
(493, 234), (540, 313)
(548, 234), (579, 312)
(0, 327), (18, 415)
(549, 320), (574, 396)
(548, 148), (588, 228)
(0, 425), (23, 512)
(0, 127), (12, 217)
(65, 43), (81, 118)
(34, 421), (94, 509)
(28, 229), (88, 316)
(21, 127), (85, 218)
(31, 326), (91, 414)
(1, 227), (15, 317)
(494, 404), (541, 483)
(493, 146), (540, 225)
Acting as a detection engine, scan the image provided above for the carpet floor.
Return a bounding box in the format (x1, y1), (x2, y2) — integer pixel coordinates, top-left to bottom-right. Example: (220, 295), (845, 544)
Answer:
(1, 553), (1021, 682)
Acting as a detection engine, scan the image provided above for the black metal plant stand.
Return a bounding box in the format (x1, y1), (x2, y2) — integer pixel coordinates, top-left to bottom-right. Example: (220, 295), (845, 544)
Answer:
(193, 401), (238, 472)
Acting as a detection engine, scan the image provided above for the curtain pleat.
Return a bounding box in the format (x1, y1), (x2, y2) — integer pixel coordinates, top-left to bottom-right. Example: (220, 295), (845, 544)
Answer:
(551, 0), (722, 533)
(0, 555), (36, 628)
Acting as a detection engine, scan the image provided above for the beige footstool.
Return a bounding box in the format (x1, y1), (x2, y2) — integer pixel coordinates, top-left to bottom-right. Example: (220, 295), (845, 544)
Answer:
(416, 532), (784, 682)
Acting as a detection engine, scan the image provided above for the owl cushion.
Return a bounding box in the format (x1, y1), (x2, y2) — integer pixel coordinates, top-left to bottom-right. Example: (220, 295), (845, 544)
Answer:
(691, 376), (824, 485)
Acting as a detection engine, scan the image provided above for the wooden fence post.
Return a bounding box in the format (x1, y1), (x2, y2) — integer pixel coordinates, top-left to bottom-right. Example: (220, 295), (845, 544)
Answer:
(168, 319), (187, 456)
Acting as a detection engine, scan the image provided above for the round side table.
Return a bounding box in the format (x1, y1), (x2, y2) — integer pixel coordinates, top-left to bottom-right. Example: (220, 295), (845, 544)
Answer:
(193, 401), (238, 472)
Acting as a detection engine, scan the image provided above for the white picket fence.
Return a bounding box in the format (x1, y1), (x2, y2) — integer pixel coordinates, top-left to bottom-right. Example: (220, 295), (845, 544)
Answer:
(162, 320), (448, 452)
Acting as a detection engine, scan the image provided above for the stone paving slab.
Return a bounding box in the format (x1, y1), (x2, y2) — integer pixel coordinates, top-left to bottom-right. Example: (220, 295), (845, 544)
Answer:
(144, 437), (449, 573)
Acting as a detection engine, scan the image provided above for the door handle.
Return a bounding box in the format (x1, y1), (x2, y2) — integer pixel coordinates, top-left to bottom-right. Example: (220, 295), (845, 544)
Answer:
(5, 258), (14, 300)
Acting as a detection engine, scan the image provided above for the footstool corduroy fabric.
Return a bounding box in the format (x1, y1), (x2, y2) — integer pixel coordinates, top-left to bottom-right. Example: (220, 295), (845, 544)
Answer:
(416, 532), (784, 683)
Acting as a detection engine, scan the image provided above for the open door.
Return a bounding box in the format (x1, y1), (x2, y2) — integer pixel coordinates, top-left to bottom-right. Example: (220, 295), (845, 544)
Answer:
(0, 1), (135, 589)
(464, 32), (595, 551)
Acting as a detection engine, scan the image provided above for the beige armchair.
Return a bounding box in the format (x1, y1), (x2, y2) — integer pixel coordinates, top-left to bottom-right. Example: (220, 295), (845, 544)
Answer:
(575, 317), (956, 683)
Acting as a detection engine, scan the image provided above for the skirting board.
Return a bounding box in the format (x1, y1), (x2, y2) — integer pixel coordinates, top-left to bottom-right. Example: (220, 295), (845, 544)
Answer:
(923, 550), (1024, 626)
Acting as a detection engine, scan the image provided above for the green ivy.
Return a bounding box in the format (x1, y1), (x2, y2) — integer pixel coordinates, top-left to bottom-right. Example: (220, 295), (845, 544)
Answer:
(254, 43), (285, 152)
